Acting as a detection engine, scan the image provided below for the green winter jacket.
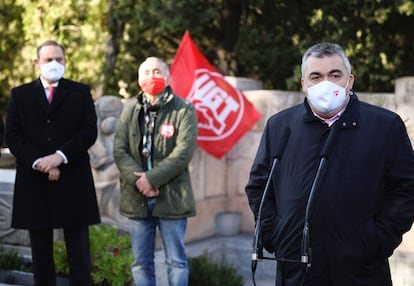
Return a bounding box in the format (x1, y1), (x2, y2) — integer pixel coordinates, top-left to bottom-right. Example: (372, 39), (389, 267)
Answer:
(113, 89), (198, 219)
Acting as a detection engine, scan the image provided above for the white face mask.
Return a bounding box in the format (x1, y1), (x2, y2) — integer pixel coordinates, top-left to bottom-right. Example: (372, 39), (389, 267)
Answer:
(40, 60), (65, 82)
(306, 80), (348, 114)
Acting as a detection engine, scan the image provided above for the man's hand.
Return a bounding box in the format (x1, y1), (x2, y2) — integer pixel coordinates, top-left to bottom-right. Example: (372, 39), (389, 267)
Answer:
(134, 171), (160, 197)
(143, 188), (160, 198)
(36, 153), (64, 173)
(48, 167), (60, 181)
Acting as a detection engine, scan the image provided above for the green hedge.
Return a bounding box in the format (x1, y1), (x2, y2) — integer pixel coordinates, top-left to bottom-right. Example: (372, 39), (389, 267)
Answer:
(1, 224), (244, 286)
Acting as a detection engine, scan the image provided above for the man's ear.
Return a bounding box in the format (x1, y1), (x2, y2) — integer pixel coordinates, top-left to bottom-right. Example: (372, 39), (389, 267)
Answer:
(347, 74), (355, 92)
(34, 58), (39, 68)
(301, 78), (307, 93)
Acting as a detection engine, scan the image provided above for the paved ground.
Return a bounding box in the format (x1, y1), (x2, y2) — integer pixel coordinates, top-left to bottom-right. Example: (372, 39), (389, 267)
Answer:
(159, 234), (414, 286)
(1, 233), (413, 286)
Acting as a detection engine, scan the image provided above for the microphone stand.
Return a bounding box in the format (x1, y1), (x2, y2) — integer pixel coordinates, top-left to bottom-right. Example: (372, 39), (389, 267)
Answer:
(301, 124), (338, 270)
(250, 124), (338, 286)
(300, 156), (326, 269)
(251, 125), (291, 277)
(251, 155), (303, 286)
(252, 156), (280, 273)
(251, 127), (292, 286)
(251, 156), (280, 286)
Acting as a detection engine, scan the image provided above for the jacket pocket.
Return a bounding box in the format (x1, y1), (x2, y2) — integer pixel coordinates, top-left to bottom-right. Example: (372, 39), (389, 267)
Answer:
(155, 175), (195, 218)
(119, 179), (145, 217)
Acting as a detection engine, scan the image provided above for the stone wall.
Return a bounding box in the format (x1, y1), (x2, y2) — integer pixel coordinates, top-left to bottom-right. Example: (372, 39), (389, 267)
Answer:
(1, 77), (414, 254)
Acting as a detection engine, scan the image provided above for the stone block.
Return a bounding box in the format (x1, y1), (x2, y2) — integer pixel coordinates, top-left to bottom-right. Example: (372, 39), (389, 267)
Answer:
(215, 212), (241, 236)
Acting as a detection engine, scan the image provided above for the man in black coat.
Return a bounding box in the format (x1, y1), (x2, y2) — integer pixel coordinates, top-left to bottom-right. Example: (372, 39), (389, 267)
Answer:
(245, 43), (414, 286)
(6, 40), (100, 286)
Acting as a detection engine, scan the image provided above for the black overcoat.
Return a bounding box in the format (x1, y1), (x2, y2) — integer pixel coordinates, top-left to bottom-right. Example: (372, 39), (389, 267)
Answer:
(246, 93), (414, 286)
(6, 78), (100, 229)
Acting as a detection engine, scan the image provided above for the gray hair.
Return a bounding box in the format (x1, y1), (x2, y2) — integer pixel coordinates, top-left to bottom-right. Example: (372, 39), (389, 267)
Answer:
(301, 43), (351, 77)
(138, 56), (170, 79)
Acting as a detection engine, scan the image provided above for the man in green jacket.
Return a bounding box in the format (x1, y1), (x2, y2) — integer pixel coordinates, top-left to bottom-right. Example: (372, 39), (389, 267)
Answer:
(113, 57), (198, 286)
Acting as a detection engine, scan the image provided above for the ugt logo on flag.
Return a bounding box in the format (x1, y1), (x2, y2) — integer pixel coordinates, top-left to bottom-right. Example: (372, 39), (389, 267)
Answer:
(170, 31), (262, 159)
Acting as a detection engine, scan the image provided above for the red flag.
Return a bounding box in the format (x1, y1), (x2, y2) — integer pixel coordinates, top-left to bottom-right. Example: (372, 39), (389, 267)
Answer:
(170, 31), (262, 158)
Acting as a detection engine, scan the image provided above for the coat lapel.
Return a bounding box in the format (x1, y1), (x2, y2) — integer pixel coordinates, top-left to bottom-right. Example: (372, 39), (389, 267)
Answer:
(49, 78), (69, 110)
(33, 79), (50, 112)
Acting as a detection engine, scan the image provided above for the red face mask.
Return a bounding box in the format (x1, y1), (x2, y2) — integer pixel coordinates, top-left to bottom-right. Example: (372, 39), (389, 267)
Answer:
(140, 77), (166, 95)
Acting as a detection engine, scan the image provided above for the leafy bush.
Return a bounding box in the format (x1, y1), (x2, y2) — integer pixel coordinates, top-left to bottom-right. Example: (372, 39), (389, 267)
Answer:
(0, 246), (25, 271)
(1, 225), (244, 286)
(188, 254), (244, 286)
(54, 224), (134, 286)
(53, 240), (69, 277)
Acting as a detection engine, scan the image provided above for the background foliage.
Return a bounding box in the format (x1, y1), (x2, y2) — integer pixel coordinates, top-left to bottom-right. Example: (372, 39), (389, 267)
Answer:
(0, 0), (413, 114)
(54, 224), (134, 286)
(52, 224), (243, 286)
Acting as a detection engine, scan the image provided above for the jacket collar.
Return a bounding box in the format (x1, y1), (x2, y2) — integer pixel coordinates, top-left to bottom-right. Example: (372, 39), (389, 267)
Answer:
(35, 77), (68, 112)
(303, 91), (360, 130)
(136, 86), (174, 107)
(335, 91), (360, 130)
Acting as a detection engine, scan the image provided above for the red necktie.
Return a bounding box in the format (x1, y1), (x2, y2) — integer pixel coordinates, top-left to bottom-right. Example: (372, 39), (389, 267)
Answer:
(48, 86), (55, 104)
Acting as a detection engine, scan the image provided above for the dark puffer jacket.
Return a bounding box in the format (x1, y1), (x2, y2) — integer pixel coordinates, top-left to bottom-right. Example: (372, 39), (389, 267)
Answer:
(246, 92), (414, 286)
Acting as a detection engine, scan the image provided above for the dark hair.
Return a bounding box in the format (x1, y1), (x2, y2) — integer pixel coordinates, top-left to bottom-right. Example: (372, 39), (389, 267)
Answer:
(36, 40), (65, 59)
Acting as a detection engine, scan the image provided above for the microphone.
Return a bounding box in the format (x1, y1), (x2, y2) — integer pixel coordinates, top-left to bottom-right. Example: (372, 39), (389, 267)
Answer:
(301, 124), (338, 269)
(252, 127), (291, 273)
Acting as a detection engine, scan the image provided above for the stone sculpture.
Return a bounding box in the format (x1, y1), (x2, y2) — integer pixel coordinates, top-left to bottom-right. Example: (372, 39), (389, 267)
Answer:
(88, 95), (127, 226)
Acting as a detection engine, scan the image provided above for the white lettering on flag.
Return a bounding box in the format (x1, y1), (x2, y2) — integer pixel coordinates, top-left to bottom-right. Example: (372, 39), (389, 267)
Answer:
(188, 69), (244, 141)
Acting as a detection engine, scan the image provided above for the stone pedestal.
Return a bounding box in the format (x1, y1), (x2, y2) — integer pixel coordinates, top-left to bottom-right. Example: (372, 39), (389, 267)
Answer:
(215, 212), (241, 236)
(0, 167), (30, 246)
